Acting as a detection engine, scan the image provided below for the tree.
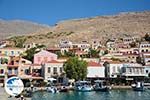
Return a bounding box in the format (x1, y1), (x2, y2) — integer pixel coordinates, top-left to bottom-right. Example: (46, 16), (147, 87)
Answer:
(23, 44), (45, 62)
(88, 48), (100, 58)
(23, 47), (37, 62)
(136, 55), (145, 65)
(129, 42), (137, 48)
(0, 58), (8, 64)
(144, 33), (150, 42)
(64, 51), (75, 57)
(63, 57), (87, 81)
(12, 37), (26, 48)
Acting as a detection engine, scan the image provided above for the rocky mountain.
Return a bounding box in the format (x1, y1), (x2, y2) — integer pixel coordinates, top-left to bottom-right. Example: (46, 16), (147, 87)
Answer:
(1, 11), (150, 46)
(0, 19), (51, 40)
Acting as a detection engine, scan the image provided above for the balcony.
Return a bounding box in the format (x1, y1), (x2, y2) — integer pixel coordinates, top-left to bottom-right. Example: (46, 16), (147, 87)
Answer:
(122, 72), (147, 77)
(7, 64), (19, 68)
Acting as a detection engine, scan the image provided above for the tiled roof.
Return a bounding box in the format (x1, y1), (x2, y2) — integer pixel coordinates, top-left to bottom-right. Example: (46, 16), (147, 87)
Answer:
(0, 47), (24, 50)
(47, 48), (60, 51)
(32, 64), (41, 66)
(88, 61), (101, 67)
(75, 50), (88, 54)
(108, 61), (123, 64)
(47, 60), (62, 63)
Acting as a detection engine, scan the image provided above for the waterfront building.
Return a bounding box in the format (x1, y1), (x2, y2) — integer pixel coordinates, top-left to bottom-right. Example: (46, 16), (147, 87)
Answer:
(121, 63), (146, 80)
(18, 58), (32, 77)
(7, 56), (20, 78)
(19, 63), (43, 84)
(107, 61), (123, 78)
(0, 64), (7, 86)
(43, 60), (64, 80)
(87, 61), (105, 78)
(34, 50), (58, 64)
(144, 64), (150, 77)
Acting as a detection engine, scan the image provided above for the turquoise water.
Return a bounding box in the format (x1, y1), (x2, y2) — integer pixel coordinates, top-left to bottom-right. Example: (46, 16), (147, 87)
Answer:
(32, 90), (150, 100)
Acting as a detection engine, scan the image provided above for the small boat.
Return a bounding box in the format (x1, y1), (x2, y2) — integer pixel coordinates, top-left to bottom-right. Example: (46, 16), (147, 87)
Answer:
(93, 80), (110, 92)
(75, 81), (93, 92)
(59, 86), (69, 92)
(132, 82), (144, 91)
(47, 87), (59, 93)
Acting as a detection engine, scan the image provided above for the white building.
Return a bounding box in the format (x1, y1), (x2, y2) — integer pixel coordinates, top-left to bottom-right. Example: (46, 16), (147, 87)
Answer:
(43, 60), (64, 80)
(121, 63), (146, 77)
(139, 42), (150, 53)
(141, 52), (150, 65)
(108, 61), (123, 78)
(87, 61), (105, 78)
(72, 41), (90, 52)
(144, 64), (150, 77)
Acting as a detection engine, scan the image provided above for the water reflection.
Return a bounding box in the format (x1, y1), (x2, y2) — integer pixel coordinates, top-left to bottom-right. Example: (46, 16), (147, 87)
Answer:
(32, 90), (150, 100)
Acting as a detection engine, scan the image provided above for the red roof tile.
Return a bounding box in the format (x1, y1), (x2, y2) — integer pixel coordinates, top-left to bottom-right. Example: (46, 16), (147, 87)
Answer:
(47, 60), (62, 63)
(75, 50), (88, 54)
(88, 61), (101, 67)
(32, 64), (41, 66)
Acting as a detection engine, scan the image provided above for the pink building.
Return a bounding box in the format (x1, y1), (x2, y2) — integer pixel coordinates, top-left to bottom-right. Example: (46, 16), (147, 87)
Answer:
(34, 50), (58, 64)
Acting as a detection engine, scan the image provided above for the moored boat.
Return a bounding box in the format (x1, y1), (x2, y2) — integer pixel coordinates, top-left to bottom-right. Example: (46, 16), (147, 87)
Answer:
(132, 82), (144, 91)
(59, 86), (69, 92)
(47, 86), (59, 93)
(93, 80), (110, 92)
(75, 81), (93, 92)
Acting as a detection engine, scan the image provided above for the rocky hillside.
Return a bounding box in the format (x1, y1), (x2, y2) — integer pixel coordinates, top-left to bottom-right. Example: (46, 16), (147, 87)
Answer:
(1, 11), (150, 46)
(52, 11), (150, 43)
(0, 19), (51, 39)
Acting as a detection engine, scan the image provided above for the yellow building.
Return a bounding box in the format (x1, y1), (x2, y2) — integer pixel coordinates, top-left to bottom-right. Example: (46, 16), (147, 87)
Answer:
(0, 47), (25, 56)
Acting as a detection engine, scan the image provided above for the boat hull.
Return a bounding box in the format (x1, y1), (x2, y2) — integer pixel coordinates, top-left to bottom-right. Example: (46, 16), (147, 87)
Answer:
(94, 87), (110, 92)
(132, 87), (144, 91)
(75, 86), (93, 92)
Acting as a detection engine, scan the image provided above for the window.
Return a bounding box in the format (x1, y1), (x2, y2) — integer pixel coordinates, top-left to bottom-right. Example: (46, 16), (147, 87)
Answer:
(11, 51), (14, 55)
(17, 51), (20, 54)
(141, 50), (144, 52)
(146, 70), (149, 74)
(48, 67), (51, 73)
(146, 49), (148, 52)
(129, 68), (132, 73)
(113, 66), (116, 73)
(5, 51), (8, 56)
(22, 61), (26, 64)
(0, 69), (4, 74)
(117, 67), (120, 72)
(8, 68), (12, 75)
(53, 67), (57, 74)
(60, 67), (63, 73)
(25, 69), (29, 75)
(14, 68), (18, 75)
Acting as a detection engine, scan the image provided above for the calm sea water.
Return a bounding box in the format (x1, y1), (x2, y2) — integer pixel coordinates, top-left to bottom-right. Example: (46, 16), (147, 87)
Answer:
(32, 90), (150, 100)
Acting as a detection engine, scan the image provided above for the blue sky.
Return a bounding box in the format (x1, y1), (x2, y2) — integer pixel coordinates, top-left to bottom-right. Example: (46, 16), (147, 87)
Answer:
(0, 0), (150, 25)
